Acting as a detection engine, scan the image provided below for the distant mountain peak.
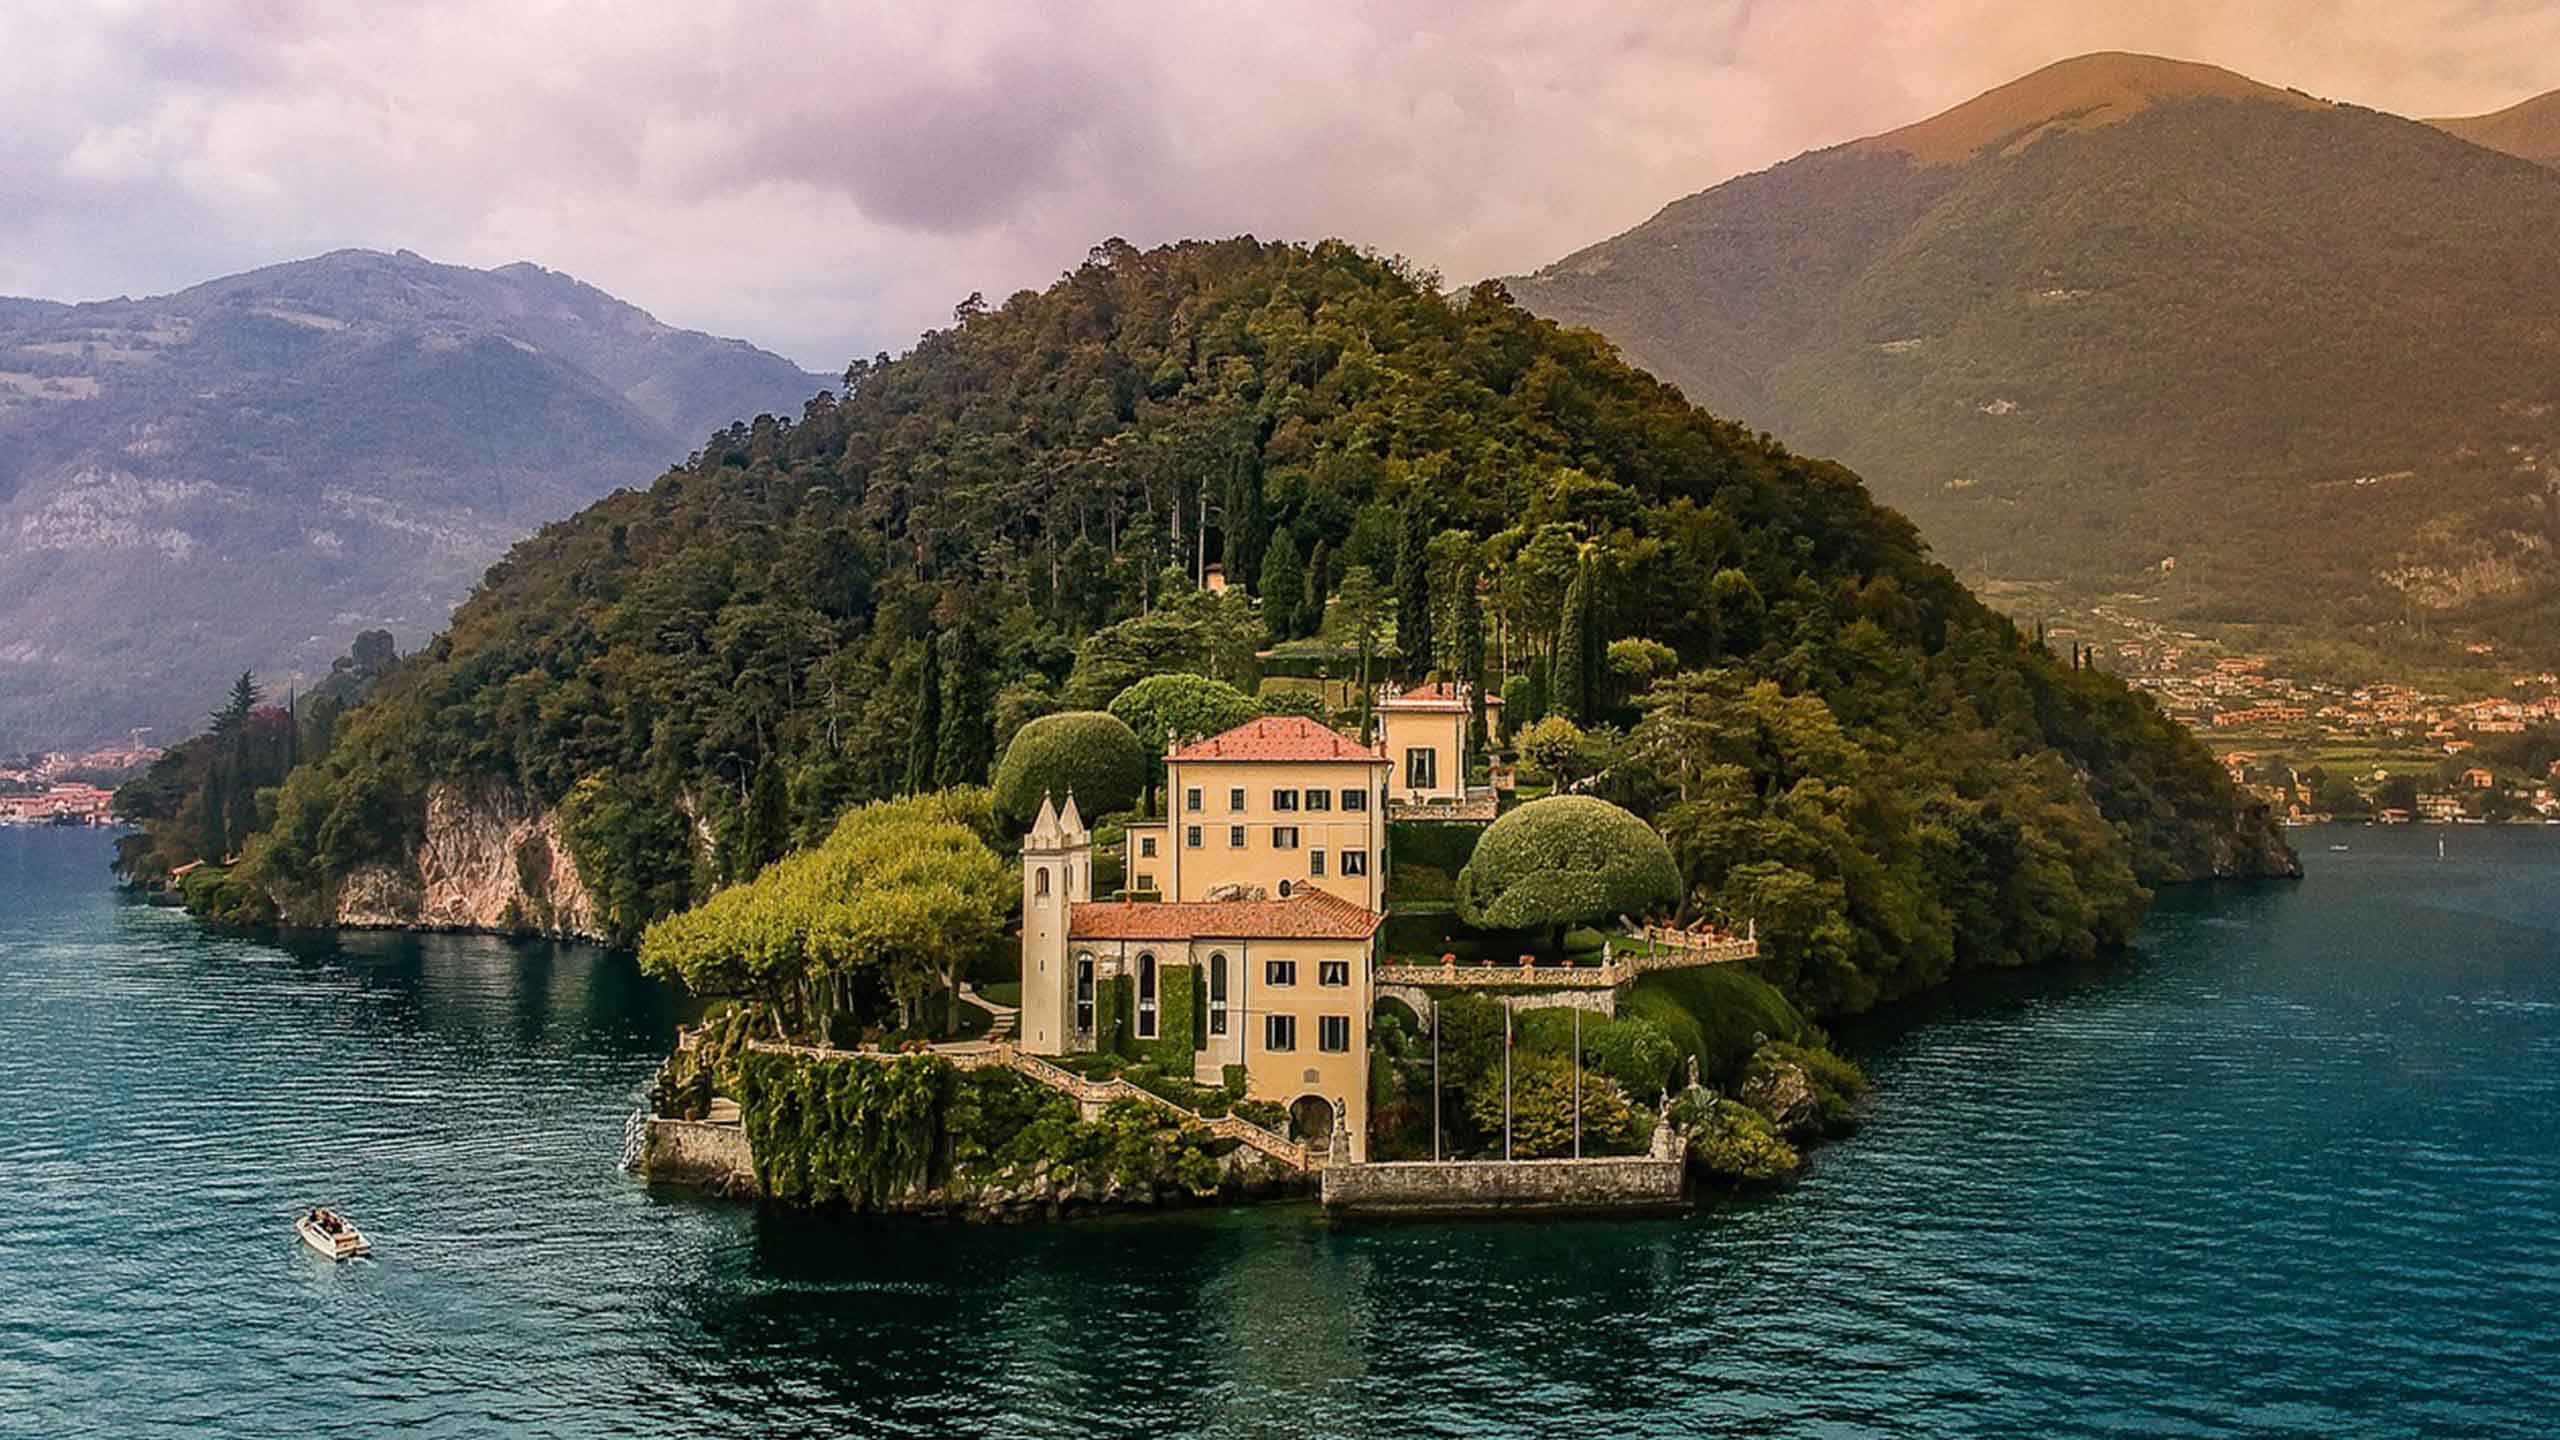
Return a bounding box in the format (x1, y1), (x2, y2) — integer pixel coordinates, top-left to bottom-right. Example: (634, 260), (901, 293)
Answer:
(1853, 51), (2325, 166)
(2430, 87), (2560, 169)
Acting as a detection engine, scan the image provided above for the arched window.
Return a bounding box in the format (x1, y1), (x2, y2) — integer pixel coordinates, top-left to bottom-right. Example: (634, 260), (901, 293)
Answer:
(1277, 879), (1293, 898)
(1208, 951), (1229, 1036)
(1136, 952), (1159, 1039)
(1074, 953), (1096, 1037)
(1035, 866), (1051, 898)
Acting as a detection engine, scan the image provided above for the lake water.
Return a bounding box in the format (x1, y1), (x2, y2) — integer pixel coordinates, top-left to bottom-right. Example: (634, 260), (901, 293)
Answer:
(3, 824), (2555, 1437)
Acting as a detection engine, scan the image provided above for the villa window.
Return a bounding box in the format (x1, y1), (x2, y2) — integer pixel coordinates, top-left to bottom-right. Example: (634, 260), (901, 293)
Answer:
(1340, 787), (1368, 812)
(1034, 866), (1051, 897)
(1137, 953), (1159, 1039)
(1265, 959), (1297, 987)
(1229, 825), (1247, 849)
(1265, 1014), (1297, 1052)
(1139, 835), (1157, 859)
(1186, 825), (1203, 848)
(1319, 1015), (1351, 1053)
(1277, 880), (1292, 898)
(1208, 952), (1229, 1035)
(1309, 850), (1326, 877)
(1229, 787), (1246, 811)
(1075, 953), (1096, 1035)
(1186, 787), (1203, 813)
(1273, 826), (1299, 850)
(1304, 788), (1331, 813)
(1134, 872), (1155, 894)
(1341, 850), (1368, 877)
(1406, 747), (1437, 791)
(1273, 788), (1298, 812)
(1319, 960), (1349, 987)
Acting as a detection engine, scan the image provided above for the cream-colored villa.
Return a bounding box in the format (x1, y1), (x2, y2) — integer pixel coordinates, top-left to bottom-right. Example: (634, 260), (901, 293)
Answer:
(1020, 712), (1491, 1160)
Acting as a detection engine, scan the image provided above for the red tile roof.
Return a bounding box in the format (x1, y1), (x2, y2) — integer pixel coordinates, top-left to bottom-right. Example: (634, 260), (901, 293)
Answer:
(1169, 715), (1386, 763)
(1068, 889), (1384, 941)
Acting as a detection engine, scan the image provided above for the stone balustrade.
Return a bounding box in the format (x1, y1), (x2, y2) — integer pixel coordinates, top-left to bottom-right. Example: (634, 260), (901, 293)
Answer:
(1375, 933), (1755, 992)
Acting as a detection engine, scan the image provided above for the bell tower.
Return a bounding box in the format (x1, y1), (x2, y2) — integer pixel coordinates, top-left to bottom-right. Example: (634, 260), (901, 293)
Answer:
(1018, 791), (1092, 1055)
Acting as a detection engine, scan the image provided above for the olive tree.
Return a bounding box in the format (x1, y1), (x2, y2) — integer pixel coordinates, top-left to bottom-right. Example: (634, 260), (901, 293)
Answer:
(1457, 795), (1679, 949)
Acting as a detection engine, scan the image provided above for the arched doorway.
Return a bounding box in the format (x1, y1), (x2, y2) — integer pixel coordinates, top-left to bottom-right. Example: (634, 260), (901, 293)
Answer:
(1290, 1094), (1335, 1149)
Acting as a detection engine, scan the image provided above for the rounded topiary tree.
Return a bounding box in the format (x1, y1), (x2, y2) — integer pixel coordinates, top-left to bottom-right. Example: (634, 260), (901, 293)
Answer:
(991, 710), (1148, 824)
(1456, 795), (1679, 949)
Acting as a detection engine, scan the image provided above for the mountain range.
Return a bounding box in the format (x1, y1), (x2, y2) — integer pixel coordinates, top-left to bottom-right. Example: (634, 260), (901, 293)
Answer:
(0, 250), (826, 751)
(1513, 53), (2560, 666)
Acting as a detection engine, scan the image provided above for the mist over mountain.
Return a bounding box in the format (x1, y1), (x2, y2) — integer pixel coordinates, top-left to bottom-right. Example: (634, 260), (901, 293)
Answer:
(1512, 53), (2560, 659)
(0, 249), (828, 750)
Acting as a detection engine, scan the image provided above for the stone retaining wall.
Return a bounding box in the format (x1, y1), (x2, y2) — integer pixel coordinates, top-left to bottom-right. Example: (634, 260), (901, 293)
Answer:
(639, 1118), (757, 1195)
(1321, 1153), (1686, 1217)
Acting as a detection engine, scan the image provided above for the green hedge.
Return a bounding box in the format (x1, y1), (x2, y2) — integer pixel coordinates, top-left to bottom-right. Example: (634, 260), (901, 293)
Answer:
(1387, 819), (1487, 877)
(1097, 974), (1136, 1057)
(1151, 962), (1198, 1072)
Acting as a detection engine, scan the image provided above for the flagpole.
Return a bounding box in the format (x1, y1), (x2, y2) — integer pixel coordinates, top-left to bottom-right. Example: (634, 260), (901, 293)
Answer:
(1573, 1005), (1583, 1160)
(1503, 1003), (1513, 1162)
(1431, 995), (1442, 1163)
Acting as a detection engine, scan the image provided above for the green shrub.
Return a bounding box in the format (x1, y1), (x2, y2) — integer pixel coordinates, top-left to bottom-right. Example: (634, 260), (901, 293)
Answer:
(1514, 1008), (1680, 1101)
(1676, 1095), (1802, 1184)
(1456, 795), (1679, 938)
(1561, 926), (1607, 955)
(1622, 966), (1811, 1085)
(1148, 962), (1197, 1073)
(991, 711), (1148, 824)
(1462, 1053), (1649, 1158)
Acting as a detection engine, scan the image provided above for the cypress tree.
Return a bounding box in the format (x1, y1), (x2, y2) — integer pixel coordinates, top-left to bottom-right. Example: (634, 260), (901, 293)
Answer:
(1457, 559), (1488, 756)
(1259, 529), (1304, 641)
(935, 627), (993, 787)
(905, 634), (941, 794)
(740, 762), (792, 879)
(1302, 539), (1333, 638)
(1222, 452), (1267, 590)
(1394, 504), (1433, 677)
(1556, 559), (1591, 723)
(199, 763), (227, 863)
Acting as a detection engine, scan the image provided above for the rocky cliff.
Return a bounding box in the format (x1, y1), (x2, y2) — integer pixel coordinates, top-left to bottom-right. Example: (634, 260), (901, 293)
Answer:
(334, 781), (604, 941)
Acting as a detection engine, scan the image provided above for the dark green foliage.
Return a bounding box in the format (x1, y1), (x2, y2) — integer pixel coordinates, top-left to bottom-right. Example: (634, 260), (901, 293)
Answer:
(735, 1049), (950, 1206)
(934, 628), (993, 788)
(906, 635), (941, 795)
(561, 775), (698, 946)
(1259, 529), (1304, 640)
(736, 762), (792, 882)
(991, 711), (1148, 824)
(1457, 560), (1488, 753)
(1555, 561), (1593, 723)
(1514, 1007), (1681, 1101)
(188, 236), (2280, 971)
(1154, 963), (1199, 1072)
(1301, 539), (1333, 639)
(1386, 819), (1486, 884)
(1097, 974), (1136, 1059)
(1394, 502), (1433, 677)
(1676, 1094), (1802, 1183)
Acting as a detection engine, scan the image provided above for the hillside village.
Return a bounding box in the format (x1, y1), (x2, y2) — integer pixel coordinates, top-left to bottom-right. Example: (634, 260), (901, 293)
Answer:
(2048, 604), (2560, 823)
(0, 743), (159, 825)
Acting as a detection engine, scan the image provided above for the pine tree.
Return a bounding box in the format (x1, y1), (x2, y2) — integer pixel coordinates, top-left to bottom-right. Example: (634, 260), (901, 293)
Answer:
(1457, 559), (1488, 756)
(1556, 559), (1591, 723)
(934, 627), (993, 787)
(1302, 539), (1333, 638)
(1259, 529), (1304, 641)
(1394, 503), (1433, 677)
(905, 634), (941, 794)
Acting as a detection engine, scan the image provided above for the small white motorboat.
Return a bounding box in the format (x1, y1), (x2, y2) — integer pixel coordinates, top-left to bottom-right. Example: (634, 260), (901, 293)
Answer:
(297, 1208), (370, 1260)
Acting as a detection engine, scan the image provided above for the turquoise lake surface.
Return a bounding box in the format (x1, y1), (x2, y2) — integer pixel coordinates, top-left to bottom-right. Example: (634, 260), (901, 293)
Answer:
(2, 823), (2554, 1436)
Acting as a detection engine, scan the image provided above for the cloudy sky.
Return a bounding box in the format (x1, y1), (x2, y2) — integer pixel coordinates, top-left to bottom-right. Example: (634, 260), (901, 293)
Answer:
(6, 0), (2555, 371)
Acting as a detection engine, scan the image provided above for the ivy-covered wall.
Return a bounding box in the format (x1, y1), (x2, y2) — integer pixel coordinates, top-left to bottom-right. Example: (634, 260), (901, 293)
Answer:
(1151, 963), (1198, 1072)
(1097, 974), (1136, 1057)
(733, 1049), (953, 1205)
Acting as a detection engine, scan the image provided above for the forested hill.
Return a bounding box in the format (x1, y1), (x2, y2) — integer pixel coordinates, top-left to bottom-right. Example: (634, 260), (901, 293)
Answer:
(230, 237), (2292, 1018)
(0, 249), (826, 750)
(2432, 89), (2560, 170)
(1510, 52), (2560, 661)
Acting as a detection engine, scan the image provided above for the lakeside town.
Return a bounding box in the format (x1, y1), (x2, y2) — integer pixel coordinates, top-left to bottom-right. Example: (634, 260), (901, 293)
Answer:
(0, 742), (160, 826)
(2048, 603), (2560, 826)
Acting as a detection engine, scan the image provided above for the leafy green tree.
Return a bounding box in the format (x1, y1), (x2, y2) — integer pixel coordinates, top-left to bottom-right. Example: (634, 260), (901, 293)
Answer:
(1518, 716), (1587, 786)
(991, 711), (1149, 823)
(1259, 529), (1304, 640)
(1337, 564), (1388, 731)
(1457, 795), (1679, 946)
(1108, 674), (1260, 804)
